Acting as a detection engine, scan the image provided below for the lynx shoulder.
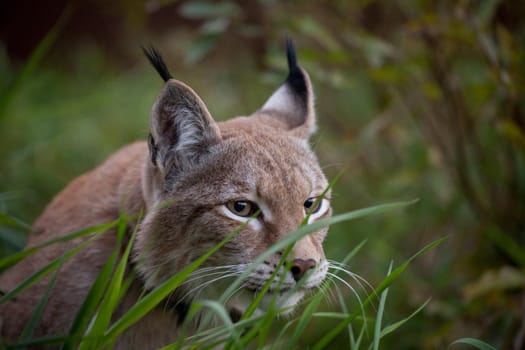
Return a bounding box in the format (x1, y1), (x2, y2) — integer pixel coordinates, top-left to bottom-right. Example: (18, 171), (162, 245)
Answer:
(0, 39), (332, 349)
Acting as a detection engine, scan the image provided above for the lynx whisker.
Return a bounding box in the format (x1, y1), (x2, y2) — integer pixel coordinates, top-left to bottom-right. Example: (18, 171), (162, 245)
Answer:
(179, 271), (242, 303)
(164, 272), (241, 315)
(328, 261), (374, 294)
(326, 271), (368, 326)
(179, 271), (234, 291)
(180, 266), (241, 285)
(193, 272), (239, 294)
(327, 261), (378, 309)
(318, 278), (340, 307)
(222, 284), (248, 306)
(326, 272), (363, 305)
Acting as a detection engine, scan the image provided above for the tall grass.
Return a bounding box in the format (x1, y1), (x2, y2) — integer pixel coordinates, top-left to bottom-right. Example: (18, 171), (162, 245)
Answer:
(0, 199), (444, 349)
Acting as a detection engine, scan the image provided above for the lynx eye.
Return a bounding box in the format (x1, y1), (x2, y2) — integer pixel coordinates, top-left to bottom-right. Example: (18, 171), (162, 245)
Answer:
(226, 200), (259, 217)
(304, 197), (322, 214)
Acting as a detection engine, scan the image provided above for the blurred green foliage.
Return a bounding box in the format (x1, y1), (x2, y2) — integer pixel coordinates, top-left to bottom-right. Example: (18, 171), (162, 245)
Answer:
(1, 0), (524, 348)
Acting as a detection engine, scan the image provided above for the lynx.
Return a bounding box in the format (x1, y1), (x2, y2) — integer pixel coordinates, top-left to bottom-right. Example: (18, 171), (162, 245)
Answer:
(0, 39), (332, 348)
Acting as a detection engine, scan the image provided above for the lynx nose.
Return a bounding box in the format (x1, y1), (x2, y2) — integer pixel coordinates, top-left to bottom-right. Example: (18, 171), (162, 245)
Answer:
(290, 258), (316, 282)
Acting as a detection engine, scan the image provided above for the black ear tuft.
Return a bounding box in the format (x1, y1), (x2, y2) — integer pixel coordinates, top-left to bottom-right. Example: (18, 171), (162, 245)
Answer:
(285, 37), (307, 104)
(286, 37), (299, 73)
(257, 37), (316, 138)
(142, 46), (173, 82)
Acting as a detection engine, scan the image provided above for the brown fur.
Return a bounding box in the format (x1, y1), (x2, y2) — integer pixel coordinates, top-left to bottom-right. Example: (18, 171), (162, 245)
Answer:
(0, 45), (332, 349)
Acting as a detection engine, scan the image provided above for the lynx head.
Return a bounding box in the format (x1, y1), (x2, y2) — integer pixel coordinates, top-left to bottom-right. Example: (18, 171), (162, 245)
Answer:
(134, 40), (332, 319)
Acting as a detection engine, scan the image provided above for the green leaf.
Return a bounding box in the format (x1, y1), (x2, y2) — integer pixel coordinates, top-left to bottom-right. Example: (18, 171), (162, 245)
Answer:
(372, 262), (393, 350)
(313, 236), (447, 350)
(287, 293), (323, 348)
(159, 314), (266, 350)
(0, 235), (99, 304)
(450, 338), (498, 350)
(62, 244), (120, 350)
(194, 300), (239, 346)
(0, 211), (31, 231)
(0, 220), (119, 274)
(3, 335), (77, 348)
(380, 299), (430, 338)
(78, 218), (132, 350)
(19, 255), (64, 343)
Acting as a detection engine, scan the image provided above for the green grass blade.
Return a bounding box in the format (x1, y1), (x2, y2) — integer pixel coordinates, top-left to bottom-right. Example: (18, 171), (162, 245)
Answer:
(337, 286), (356, 349)
(310, 312), (351, 319)
(239, 244), (294, 320)
(61, 245), (120, 350)
(195, 300), (239, 346)
(450, 338), (498, 350)
(0, 211), (32, 231)
(341, 239), (368, 266)
(3, 335), (79, 348)
(373, 236), (447, 295)
(102, 222), (245, 344)
(312, 236), (447, 350)
(256, 312), (278, 349)
(237, 309), (275, 348)
(332, 238), (370, 347)
(0, 220), (119, 273)
(77, 218), (132, 350)
(159, 314), (266, 350)
(327, 239), (368, 349)
(18, 255), (65, 345)
(380, 298), (430, 338)
(372, 261), (393, 350)
(353, 321), (367, 350)
(274, 318), (296, 349)
(63, 213), (137, 350)
(287, 292), (323, 348)
(0, 235), (100, 304)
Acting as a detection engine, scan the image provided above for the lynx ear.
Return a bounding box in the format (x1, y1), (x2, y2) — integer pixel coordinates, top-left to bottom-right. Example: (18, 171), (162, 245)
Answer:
(259, 38), (316, 139)
(148, 80), (221, 173)
(143, 47), (221, 173)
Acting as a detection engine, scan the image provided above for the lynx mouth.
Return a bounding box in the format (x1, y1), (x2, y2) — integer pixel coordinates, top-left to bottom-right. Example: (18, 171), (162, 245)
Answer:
(231, 286), (307, 318)
(235, 263), (327, 316)
(244, 286), (292, 294)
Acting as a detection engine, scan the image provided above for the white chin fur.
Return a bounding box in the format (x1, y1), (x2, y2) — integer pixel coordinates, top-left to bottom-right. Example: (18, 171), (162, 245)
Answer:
(260, 291), (305, 316)
(229, 289), (305, 317)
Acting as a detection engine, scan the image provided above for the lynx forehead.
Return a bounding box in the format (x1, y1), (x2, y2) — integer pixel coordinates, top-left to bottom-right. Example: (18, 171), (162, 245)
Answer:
(0, 39), (332, 349)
